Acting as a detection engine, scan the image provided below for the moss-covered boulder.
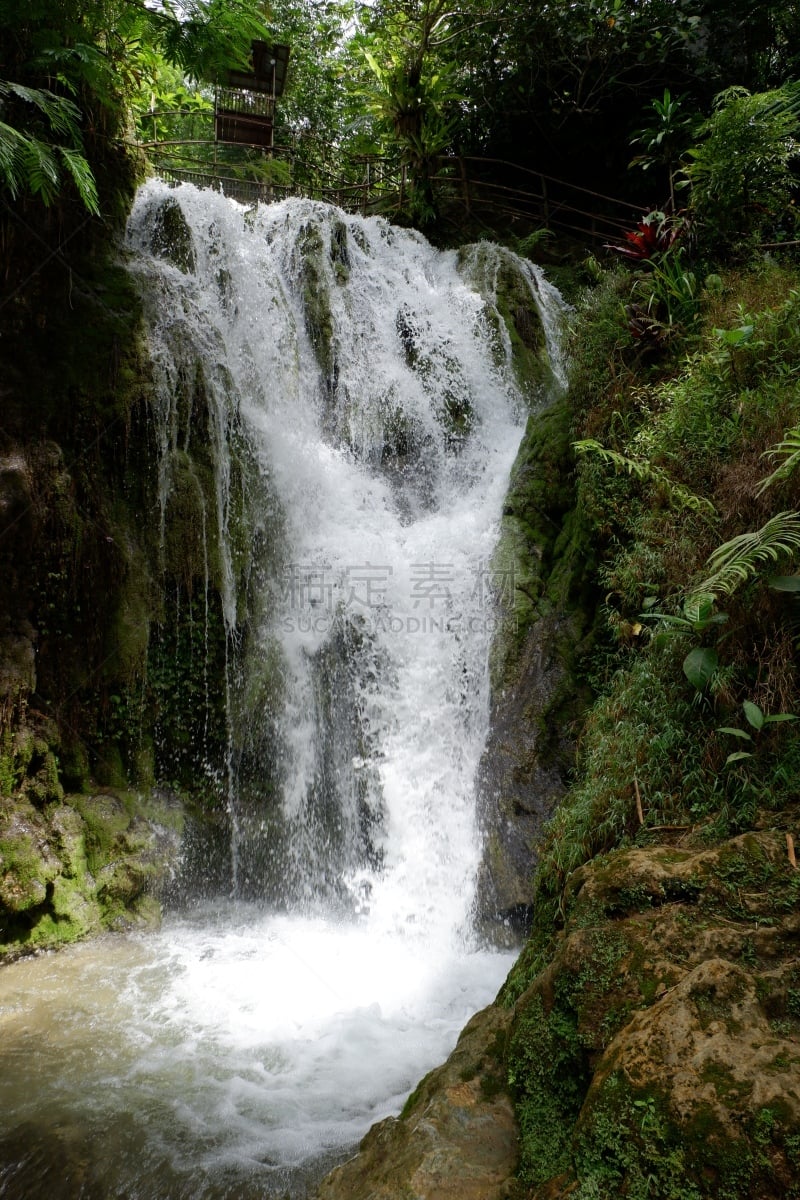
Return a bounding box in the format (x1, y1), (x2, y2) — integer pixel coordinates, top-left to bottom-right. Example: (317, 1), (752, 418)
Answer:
(0, 790), (182, 958)
(502, 826), (800, 1198)
(316, 1004), (519, 1200)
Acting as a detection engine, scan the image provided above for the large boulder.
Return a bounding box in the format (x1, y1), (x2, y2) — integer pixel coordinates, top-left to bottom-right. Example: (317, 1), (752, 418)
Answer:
(316, 1004), (519, 1200)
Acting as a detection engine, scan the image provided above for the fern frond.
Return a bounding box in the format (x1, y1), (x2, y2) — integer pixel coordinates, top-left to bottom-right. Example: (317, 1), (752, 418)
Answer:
(573, 439), (716, 514)
(20, 138), (60, 205)
(0, 80), (82, 139)
(58, 146), (99, 215)
(689, 510), (800, 602)
(756, 426), (800, 495)
(0, 120), (29, 195)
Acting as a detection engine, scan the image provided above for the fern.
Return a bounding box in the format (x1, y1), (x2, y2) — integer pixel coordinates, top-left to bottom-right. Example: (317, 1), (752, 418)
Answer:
(59, 146), (100, 215)
(573, 438), (716, 514)
(21, 139), (60, 205)
(0, 79), (98, 213)
(756, 426), (800, 495)
(688, 510), (800, 602)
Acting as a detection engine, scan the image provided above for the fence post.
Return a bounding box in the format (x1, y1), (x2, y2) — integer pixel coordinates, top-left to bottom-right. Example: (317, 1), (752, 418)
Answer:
(459, 156), (470, 218)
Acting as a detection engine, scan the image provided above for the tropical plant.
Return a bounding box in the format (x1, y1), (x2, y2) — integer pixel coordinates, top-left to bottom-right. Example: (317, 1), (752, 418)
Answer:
(756, 426), (800, 496)
(631, 245), (699, 333)
(629, 89), (695, 210)
(0, 80), (99, 212)
(683, 82), (800, 253)
(0, 0), (269, 215)
(573, 439), (715, 514)
(605, 211), (682, 262)
(687, 511), (800, 606)
(356, 0), (466, 225)
(718, 699), (797, 765)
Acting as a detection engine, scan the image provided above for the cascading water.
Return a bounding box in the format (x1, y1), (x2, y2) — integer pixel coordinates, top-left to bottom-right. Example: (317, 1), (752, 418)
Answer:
(0, 182), (566, 1198)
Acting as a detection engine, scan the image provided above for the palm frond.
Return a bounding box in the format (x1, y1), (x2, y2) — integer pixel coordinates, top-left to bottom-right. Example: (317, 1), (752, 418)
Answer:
(756, 426), (800, 495)
(573, 439), (716, 514)
(689, 510), (800, 602)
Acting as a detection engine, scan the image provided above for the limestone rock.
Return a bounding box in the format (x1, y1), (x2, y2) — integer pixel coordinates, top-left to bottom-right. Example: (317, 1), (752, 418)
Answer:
(0, 791), (183, 957)
(504, 826), (800, 1197)
(316, 1004), (519, 1200)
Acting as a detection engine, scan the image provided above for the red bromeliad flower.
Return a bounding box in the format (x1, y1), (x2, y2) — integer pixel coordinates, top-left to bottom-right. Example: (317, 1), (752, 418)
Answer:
(606, 213), (682, 261)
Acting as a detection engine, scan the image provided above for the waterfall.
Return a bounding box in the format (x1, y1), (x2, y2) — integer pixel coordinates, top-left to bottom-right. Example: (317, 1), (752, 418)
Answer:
(0, 183), (566, 1199)
(128, 180), (564, 934)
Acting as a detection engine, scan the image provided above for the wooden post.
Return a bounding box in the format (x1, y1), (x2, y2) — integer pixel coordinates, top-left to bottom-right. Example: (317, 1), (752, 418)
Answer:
(634, 778), (644, 826)
(460, 156), (470, 218)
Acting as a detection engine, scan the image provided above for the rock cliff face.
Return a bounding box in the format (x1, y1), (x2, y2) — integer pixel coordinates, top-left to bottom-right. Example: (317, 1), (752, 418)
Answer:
(476, 399), (596, 929)
(316, 822), (800, 1200)
(0, 205), (232, 953)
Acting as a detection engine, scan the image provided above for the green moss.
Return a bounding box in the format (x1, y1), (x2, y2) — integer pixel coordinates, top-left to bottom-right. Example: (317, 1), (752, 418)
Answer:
(71, 793), (133, 874)
(489, 396), (596, 694)
(400, 1069), (435, 1120)
(508, 991), (589, 1185)
(575, 1076), (702, 1200)
(0, 829), (57, 911)
(298, 221), (336, 383)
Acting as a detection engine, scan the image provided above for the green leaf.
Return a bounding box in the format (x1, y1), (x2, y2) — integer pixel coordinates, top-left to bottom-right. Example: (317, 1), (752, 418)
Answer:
(763, 712), (798, 724)
(58, 146), (99, 215)
(743, 700), (764, 730)
(714, 324), (754, 346)
(725, 751), (753, 765)
(716, 727), (752, 739)
(690, 511), (800, 603)
(682, 646), (718, 689)
(768, 575), (800, 591)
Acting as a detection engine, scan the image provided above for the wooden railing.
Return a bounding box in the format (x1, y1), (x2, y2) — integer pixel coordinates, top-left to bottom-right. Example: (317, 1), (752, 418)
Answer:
(142, 118), (638, 240)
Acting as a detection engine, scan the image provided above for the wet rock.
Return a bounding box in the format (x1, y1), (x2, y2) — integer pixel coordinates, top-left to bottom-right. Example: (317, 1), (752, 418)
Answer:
(476, 400), (595, 929)
(0, 791), (183, 957)
(146, 194), (197, 273)
(316, 1005), (518, 1200)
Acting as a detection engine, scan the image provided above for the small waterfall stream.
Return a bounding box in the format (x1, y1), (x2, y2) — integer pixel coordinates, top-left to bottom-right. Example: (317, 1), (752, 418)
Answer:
(0, 184), (565, 1198)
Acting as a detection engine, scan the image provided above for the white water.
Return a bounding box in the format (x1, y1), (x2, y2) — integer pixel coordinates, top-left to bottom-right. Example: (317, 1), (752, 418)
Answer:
(0, 184), (565, 1197)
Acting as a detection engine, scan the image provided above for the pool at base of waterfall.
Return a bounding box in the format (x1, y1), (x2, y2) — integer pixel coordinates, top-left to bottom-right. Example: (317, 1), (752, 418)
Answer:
(0, 900), (515, 1199)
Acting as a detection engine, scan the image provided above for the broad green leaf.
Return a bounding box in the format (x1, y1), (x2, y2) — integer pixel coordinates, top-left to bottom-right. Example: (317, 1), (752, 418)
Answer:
(763, 712), (798, 724)
(743, 699), (764, 730)
(716, 727), (752, 740)
(682, 646), (718, 690)
(725, 751), (753, 765)
(768, 575), (800, 591)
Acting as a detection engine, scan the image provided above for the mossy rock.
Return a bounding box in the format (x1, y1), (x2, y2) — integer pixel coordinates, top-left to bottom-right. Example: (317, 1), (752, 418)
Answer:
(316, 1004), (518, 1200)
(147, 194), (197, 274)
(0, 792), (181, 958)
(499, 827), (800, 1198)
(0, 802), (62, 912)
(297, 220), (336, 385)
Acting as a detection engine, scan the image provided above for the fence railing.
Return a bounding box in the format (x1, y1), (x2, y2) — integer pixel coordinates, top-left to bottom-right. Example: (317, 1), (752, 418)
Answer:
(141, 114), (638, 239)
